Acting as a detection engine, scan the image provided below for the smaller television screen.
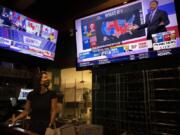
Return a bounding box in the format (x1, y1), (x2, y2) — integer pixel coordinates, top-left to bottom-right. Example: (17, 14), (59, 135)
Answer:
(0, 5), (58, 60)
(18, 88), (33, 100)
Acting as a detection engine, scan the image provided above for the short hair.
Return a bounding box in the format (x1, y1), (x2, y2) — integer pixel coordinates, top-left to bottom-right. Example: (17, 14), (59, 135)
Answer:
(150, 0), (159, 5)
(33, 71), (49, 92)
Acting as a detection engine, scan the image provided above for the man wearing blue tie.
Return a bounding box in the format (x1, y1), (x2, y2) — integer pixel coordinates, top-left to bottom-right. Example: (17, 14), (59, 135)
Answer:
(133, 0), (170, 39)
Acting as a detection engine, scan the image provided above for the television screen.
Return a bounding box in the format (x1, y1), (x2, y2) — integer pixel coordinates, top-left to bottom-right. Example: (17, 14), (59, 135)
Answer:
(18, 88), (33, 100)
(75, 0), (180, 67)
(0, 5), (58, 60)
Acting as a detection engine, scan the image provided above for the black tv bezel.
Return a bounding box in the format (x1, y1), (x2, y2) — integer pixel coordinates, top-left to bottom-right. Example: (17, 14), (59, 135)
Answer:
(74, 0), (180, 70)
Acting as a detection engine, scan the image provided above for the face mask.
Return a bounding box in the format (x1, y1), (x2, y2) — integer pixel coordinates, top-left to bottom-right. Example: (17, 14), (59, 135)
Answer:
(43, 80), (50, 88)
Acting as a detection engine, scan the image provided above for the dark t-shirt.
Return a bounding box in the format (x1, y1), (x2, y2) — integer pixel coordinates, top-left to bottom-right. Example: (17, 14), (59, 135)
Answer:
(27, 90), (57, 123)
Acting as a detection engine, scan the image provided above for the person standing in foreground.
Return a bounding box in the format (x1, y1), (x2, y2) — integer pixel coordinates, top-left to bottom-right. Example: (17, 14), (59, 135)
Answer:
(10, 71), (58, 135)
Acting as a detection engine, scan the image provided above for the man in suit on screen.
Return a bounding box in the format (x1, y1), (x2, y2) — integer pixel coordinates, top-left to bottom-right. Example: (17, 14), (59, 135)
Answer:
(133, 0), (170, 39)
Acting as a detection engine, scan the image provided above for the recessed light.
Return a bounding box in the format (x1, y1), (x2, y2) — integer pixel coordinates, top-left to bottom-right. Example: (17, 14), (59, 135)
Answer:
(123, 1), (127, 4)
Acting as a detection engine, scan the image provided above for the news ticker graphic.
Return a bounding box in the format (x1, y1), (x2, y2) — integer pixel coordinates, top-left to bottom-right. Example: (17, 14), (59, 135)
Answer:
(152, 31), (177, 51)
(78, 47), (180, 67)
(79, 40), (152, 62)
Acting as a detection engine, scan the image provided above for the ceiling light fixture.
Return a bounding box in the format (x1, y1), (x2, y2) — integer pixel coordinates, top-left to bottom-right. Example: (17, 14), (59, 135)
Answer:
(123, 1), (128, 4)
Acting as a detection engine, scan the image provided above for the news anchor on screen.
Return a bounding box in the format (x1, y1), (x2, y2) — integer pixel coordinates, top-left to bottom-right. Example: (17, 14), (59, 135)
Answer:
(133, 0), (170, 39)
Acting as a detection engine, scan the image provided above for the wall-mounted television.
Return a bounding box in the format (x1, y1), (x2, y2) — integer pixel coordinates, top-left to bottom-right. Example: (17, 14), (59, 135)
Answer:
(75, 0), (180, 67)
(0, 5), (58, 60)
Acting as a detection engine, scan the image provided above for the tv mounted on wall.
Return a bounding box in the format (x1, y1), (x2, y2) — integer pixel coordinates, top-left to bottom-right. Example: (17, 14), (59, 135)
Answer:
(75, 0), (180, 67)
(0, 5), (58, 60)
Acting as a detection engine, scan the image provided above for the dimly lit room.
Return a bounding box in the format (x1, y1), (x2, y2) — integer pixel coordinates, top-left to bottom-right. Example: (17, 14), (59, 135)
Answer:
(0, 0), (179, 135)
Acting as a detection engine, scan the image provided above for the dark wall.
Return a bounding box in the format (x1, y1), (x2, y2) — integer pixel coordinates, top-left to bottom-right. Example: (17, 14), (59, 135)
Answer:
(54, 32), (76, 68)
(92, 55), (180, 135)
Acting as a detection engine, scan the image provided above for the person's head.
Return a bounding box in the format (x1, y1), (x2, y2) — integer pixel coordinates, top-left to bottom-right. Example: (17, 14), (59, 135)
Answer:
(150, 0), (158, 11)
(89, 23), (95, 31)
(33, 71), (50, 92)
(40, 71), (50, 88)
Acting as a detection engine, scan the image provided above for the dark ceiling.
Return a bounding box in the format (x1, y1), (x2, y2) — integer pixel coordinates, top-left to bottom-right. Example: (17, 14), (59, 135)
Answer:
(0, 0), (108, 32)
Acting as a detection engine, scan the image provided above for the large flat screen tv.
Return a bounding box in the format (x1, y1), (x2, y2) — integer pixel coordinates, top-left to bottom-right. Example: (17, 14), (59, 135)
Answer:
(0, 5), (58, 60)
(75, 0), (180, 67)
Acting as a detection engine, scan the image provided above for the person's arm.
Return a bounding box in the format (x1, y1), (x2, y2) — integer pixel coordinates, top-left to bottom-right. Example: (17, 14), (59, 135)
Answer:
(11, 100), (31, 125)
(130, 14), (148, 31)
(137, 14), (148, 30)
(49, 98), (58, 127)
(159, 11), (170, 26)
